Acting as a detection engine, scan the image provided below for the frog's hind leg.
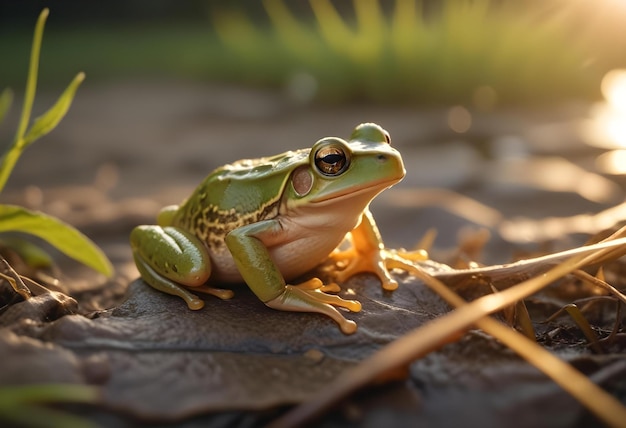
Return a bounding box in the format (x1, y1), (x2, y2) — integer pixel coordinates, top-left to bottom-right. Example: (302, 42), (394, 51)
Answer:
(131, 225), (232, 310)
(133, 253), (207, 310)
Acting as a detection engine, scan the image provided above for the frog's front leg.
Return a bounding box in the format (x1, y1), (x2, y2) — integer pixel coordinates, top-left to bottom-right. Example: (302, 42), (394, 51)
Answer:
(331, 209), (428, 291)
(131, 226), (233, 310)
(225, 220), (362, 334)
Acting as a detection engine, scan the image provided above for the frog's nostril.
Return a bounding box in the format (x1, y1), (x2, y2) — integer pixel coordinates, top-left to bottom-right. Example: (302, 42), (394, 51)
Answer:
(376, 154), (387, 162)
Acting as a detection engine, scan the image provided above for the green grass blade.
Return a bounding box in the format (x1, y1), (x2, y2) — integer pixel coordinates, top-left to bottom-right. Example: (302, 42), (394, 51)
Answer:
(0, 88), (13, 127)
(310, 0), (354, 53)
(14, 8), (48, 145)
(0, 9), (49, 194)
(0, 148), (22, 195)
(0, 205), (113, 277)
(0, 236), (55, 268)
(264, 0), (319, 60)
(1, 404), (97, 428)
(0, 383), (99, 405)
(23, 72), (85, 147)
(0, 384), (99, 428)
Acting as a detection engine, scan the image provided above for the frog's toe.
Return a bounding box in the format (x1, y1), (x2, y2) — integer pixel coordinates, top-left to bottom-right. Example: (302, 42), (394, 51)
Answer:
(332, 250), (390, 285)
(193, 285), (235, 300)
(292, 277), (324, 290)
(265, 282), (361, 334)
(293, 278), (341, 293)
(291, 278), (360, 311)
(330, 247), (430, 292)
(380, 276), (399, 291)
(186, 297), (205, 310)
(320, 283), (341, 293)
(328, 248), (357, 268)
(338, 319), (357, 335)
(391, 249), (429, 263)
(309, 289), (362, 312)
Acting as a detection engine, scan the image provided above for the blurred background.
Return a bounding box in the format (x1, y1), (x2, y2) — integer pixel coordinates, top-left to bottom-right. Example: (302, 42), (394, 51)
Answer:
(2, 0), (626, 278)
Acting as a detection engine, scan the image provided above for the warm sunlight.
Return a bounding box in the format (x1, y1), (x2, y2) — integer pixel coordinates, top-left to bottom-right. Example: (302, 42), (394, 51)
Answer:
(596, 149), (626, 175)
(601, 69), (626, 112)
(582, 69), (626, 152)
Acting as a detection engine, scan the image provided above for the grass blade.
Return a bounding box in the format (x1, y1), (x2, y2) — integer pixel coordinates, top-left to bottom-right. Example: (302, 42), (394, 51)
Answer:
(0, 205), (113, 277)
(14, 9), (48, 145)
(0, 88), (13, 127)
(0, 384), (99, 428)
(0, 9), (48, 194)
(23, 72), (85, 147)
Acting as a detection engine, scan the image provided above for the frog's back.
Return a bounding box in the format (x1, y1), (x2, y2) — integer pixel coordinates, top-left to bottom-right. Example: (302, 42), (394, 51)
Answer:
(172, 149), (309, 248)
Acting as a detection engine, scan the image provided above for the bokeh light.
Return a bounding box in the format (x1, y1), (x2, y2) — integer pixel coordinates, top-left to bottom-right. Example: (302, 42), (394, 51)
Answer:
(601, 69), (626, 112)
(582, 69), (626, 153)
(596, 149), (626, 175)
(447, 106), (472, 134)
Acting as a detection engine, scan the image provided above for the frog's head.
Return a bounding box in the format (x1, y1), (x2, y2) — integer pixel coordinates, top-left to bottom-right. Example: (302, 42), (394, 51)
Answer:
(282, 123), (405, 219)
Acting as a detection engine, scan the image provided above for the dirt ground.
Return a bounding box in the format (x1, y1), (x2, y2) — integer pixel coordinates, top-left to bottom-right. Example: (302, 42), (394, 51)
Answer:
(1, 79), (624, 427)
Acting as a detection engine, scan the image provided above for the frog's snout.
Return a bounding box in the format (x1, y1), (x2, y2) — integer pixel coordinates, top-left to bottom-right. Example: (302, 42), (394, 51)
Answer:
(376, 150), (405, 181)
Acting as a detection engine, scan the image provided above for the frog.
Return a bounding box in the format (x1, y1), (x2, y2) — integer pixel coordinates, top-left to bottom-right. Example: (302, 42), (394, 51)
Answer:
(130, 123), (425, 334)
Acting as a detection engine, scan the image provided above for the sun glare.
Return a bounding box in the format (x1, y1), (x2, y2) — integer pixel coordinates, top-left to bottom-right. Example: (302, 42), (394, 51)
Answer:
(601, 69), (626, 113)
(596, 149), (626, 175)
(582, 69), (626, 153)
(604, 116), (626, 148)
(588, 69), (626, 174)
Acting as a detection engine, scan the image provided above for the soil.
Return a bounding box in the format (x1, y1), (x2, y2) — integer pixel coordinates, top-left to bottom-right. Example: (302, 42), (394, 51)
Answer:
(0, 79), (624, 427)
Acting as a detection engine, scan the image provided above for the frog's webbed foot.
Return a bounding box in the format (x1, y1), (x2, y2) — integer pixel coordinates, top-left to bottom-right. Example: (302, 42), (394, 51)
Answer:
(330, 247), (427, 291)
(265, 278), (361, 334)
(329, 210), (429, 291)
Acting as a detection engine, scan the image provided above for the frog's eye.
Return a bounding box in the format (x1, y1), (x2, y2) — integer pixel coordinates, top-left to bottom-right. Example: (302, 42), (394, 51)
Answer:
(383, 130), (391, 145)
(314, 144), (349, 176)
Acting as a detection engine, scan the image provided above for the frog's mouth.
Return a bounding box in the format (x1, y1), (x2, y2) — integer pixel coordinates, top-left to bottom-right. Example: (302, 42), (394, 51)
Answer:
(311, 176), (402, 205)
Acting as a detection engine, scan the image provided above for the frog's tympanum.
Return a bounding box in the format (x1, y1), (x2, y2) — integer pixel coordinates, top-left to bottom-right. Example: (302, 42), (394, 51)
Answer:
(131, 123), (423, 334)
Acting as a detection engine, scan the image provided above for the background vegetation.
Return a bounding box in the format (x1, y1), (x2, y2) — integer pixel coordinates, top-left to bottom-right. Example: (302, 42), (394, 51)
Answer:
(1, 0), (625, 106)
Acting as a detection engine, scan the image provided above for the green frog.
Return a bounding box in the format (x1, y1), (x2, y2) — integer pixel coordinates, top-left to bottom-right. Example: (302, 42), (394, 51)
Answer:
(130, 123), (424, 334)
